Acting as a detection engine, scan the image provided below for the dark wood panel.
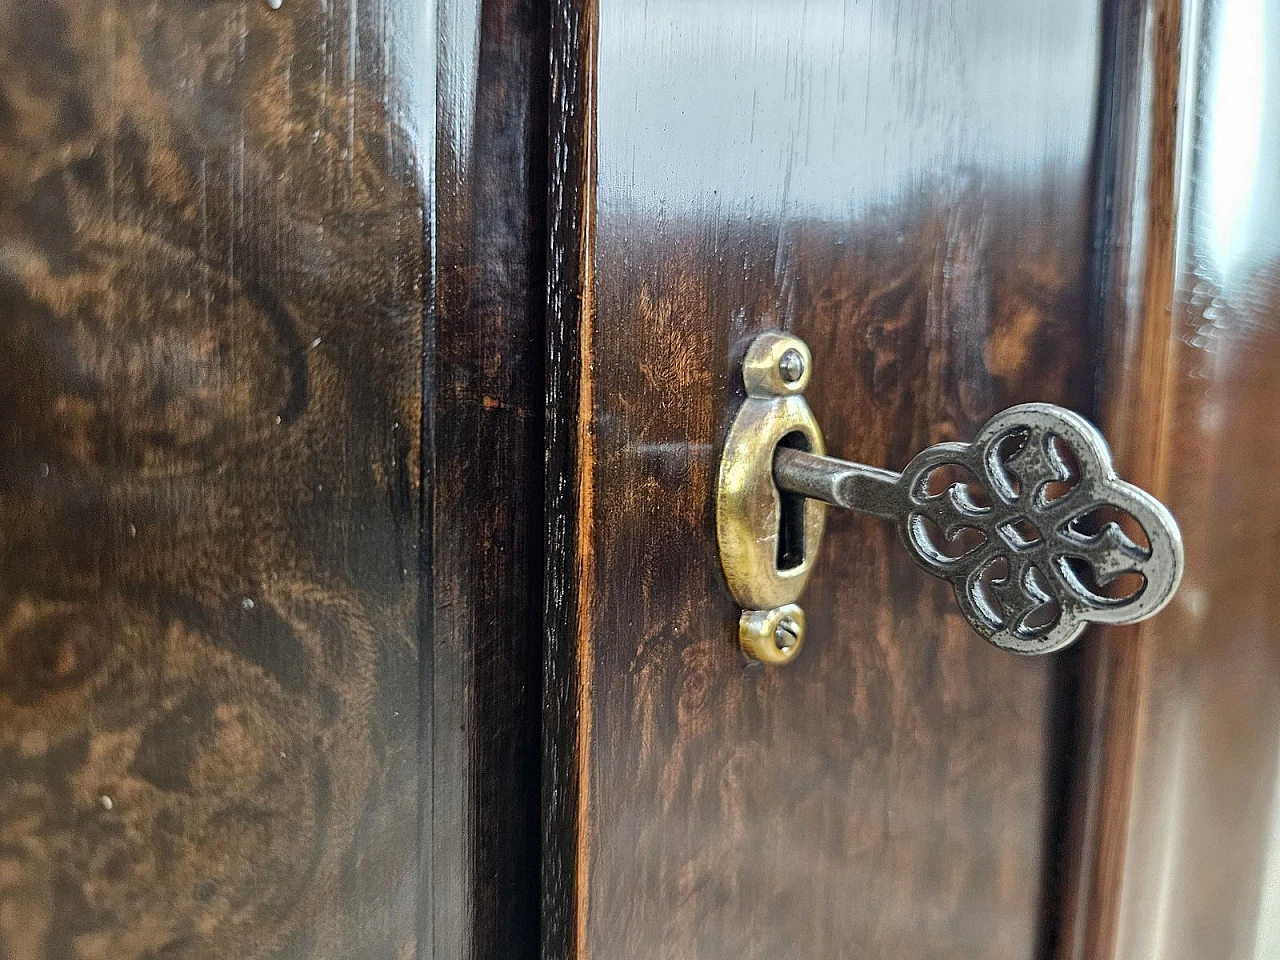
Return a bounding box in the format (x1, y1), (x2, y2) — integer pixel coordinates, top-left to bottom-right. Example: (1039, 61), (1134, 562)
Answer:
(1062, 0), (1280, 955)
(430, 0), (548, 957)
(544, 2), (1106, 958)
(541, 0), (595, 957)
(1054, 0), (1183, 955)
(0, 2), (427, 957)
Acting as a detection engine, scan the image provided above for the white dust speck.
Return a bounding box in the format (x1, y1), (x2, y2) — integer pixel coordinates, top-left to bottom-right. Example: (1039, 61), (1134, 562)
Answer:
(241, 597), (255, 609)
(267, 0), (283, 9)
(99, 795), (114, 811)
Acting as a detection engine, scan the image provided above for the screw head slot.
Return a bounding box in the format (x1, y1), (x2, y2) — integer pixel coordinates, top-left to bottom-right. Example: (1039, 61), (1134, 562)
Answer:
(740, 604), (806, 665)
(774, 614), (803, 652)
(778, 348), (806, 384)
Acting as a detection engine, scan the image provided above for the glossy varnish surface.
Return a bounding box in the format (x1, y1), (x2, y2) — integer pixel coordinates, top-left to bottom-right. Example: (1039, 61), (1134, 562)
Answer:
(545, 1), (1106, 957)
(1054, 0), (1183, 956)
(541, 0), (596, 958)
(1072, 0), (1280, 956)
(0, 1), (427, 957)
(431, 0), (547, 957)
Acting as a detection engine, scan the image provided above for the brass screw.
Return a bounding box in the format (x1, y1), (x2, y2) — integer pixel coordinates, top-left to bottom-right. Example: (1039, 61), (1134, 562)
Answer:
(774, 614), (803, 653)
(778, 348), (805, 384)
(739, 605), (806, 664)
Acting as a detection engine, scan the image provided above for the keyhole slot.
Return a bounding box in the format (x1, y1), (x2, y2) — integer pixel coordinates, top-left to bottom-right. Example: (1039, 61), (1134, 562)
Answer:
(776, 432), (811, 571)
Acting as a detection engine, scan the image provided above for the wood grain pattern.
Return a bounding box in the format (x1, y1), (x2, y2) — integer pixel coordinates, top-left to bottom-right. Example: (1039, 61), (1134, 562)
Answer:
(430, 0), (548, 957)
(0, 2), (427, 957)
(543, 1), (1106, 957)
(1063, 0), (1280, 955)
(1054, 0), (1184, 956)
(541, 1), (596, 958)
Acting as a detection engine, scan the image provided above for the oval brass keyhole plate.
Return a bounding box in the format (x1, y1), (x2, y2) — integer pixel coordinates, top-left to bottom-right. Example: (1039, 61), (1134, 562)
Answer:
(717, 333), (826, 662)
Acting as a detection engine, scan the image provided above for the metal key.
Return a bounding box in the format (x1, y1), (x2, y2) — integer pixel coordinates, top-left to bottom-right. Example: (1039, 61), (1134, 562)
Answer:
(773, 403), (1184, 655)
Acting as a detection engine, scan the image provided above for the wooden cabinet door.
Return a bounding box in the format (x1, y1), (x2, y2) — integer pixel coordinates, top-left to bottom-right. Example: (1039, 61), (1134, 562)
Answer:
(539, 1), (1280, 959)
(542, 2), (1103, 956)
(4, 1), (1278, 958)
(0, 2), (432, 957)
(0, 2), (549, 959)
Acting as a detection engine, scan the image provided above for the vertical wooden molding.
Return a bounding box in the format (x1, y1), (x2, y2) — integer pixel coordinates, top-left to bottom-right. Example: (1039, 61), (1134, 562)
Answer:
(542, 2), (597, 958)
(1056, 0), (1185, 957)
(430, 0), (550, 956)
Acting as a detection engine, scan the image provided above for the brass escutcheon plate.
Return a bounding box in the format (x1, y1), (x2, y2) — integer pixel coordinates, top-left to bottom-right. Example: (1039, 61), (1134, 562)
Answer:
(716, 333), (826, 620)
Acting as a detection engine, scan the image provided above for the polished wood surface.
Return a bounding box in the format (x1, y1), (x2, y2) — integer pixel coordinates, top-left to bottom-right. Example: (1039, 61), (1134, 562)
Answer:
(541, 0), (596, 958)
(1065, 0), (1280, 956)
(6, 1), (1278, 958)
(0, 1), (427, 957)
(543, 1), (1107, 957)
(431, 0), (547, 957)
(1055, 0), (1184, 955)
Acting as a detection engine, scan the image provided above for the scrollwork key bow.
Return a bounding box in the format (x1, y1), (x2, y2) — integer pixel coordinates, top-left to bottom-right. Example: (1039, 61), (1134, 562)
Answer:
(716, 332), (1184, 663)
